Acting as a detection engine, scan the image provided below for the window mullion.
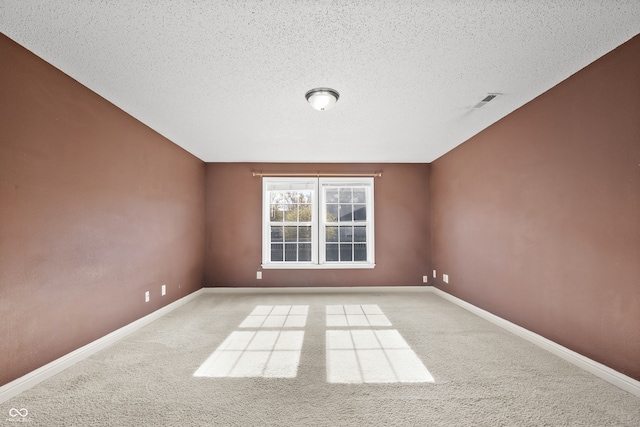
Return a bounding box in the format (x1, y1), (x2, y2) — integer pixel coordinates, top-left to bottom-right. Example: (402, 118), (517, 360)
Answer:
(317, 179), (323, 265)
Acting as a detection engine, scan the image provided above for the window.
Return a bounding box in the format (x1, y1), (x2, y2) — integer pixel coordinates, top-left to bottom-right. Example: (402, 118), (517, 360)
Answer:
(262, 177), (374, 269)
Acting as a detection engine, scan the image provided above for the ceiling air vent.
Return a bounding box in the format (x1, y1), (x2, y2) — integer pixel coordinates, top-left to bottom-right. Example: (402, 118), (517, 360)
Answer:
(473, 93), (500, 109)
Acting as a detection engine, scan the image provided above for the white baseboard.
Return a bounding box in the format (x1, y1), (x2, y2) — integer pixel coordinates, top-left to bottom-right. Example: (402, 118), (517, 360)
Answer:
(201, 285), (431, 294)
(429, 286), (640, 398)
(0, 289), (204, 404)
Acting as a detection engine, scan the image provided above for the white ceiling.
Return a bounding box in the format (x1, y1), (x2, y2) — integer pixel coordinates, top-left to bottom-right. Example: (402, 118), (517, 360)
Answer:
(1, 1), (639, 163)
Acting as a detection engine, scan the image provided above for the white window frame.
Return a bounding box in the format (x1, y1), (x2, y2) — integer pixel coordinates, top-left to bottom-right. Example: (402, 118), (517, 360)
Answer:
(262, 178), (318, 268)
(262, 177), (375, 269)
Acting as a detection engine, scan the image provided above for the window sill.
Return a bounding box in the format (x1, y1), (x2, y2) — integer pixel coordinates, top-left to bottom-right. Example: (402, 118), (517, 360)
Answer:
(261, 263), (376, 270)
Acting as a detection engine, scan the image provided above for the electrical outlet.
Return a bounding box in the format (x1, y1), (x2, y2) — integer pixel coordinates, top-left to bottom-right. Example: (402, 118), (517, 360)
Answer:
(145, 291), (150, 302)
(161, 284), (166, 296)
(256, 271), (262, 280)
(422, 276), (428, 283)
(433, 269), (436, 278)
(443, 274), (449, 284)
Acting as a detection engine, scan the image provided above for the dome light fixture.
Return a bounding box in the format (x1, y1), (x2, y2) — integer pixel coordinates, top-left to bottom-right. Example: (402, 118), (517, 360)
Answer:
(305, 87), (340, 111)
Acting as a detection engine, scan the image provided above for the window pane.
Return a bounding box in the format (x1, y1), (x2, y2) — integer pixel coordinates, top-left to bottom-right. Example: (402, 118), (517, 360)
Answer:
(284, 204), (299, 222)
(339, 226), (353, 242)
(285, 244), (297, 261)
(270, 191), (285, 203)
(340, 244), (353, 262)
(270, 205), (283, 222)
(299, 204), (312, 222)
(296, 190), (312, 203)
(353, 204), (367, 221)
(339, 188), (352, 203)
(271, 226), (284, 242)
(353, 189), (366, 203)
(326, 189), (339, 203)
(339, 204), (353, 221)
(354, 243), (367, 261)
(326, 204), (339, 222)
(279, 203), (295, 218)
(299, 226), (311, 242)
(284, 226), (297, 242)
(354, 226), (366, 242)
(299, 244), (311, 262)
(271, 244), (283, 262)
(326, 226), (338, 242)
(326, 244), (339, 261)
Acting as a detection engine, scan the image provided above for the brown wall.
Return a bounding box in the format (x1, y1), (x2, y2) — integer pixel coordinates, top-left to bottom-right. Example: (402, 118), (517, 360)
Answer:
(205, 163), (431, 287)
(0, 34), (205, 386)
(430, 35), (640, 380)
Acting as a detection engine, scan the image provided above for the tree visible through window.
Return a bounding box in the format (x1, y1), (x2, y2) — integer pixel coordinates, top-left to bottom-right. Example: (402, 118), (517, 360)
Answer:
(262, 177), (375, 269)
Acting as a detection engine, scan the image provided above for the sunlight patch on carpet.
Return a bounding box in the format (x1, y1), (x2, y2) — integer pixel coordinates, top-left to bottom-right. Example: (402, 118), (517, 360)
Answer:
(239, 305), (309, 328)
(326, 329), (434, 383)
(194, 330), (305, 378)
(194, 305), (309, 378)
(326, 304), (434, 383)
(195, 303), (434, 382)
(326, 304), (392, 327)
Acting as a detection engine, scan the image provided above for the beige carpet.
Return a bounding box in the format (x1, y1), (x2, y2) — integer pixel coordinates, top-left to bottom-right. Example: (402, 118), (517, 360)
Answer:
(3, 291), (639, 426)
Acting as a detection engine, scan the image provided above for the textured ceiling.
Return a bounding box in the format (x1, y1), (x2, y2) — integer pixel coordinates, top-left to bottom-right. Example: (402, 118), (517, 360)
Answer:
(1, 1), (639, 163)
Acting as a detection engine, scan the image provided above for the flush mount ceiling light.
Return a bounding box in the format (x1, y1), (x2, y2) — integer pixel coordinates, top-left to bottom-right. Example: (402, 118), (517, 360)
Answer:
(305, 88), (340, 111)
